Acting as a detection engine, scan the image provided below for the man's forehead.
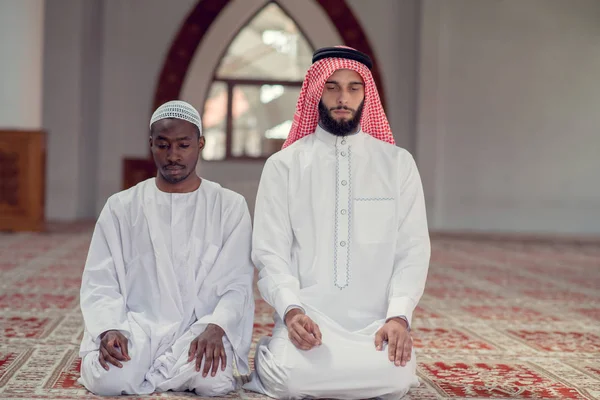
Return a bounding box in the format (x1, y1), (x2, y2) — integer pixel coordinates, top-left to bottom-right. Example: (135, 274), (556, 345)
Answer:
(326, 68), (364, 83)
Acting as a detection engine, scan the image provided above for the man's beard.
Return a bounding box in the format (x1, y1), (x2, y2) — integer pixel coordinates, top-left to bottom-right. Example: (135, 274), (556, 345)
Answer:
(159, 164), (193, 184)
(318, 100), (364, 136)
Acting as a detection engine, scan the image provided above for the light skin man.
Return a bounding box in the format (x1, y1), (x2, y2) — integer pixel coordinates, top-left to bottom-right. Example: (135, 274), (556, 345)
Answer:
(245, 47), (430, 400)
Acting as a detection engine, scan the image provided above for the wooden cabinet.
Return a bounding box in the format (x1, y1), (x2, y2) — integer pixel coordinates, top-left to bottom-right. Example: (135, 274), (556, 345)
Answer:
(0, 130), (46, 232)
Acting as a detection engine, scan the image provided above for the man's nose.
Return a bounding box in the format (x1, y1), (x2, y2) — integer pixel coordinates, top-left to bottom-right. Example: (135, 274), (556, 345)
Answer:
(337, 90), (350, 105)
(166, 148), (181, 162)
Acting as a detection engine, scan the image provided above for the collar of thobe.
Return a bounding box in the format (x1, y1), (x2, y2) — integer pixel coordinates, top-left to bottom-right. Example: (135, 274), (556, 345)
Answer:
(314, 124), (364, 150)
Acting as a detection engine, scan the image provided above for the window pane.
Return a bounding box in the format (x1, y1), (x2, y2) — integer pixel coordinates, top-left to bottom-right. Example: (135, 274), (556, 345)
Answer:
(216, 3), (313, 81)
(201, 82), (227, 160)
(231, 84), (300, 158)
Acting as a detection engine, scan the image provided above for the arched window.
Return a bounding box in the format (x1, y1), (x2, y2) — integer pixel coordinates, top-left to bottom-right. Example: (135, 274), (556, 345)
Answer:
(201, 3), (313, 161)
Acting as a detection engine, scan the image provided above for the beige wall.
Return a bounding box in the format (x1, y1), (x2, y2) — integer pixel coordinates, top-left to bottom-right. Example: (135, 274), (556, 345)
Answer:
(0, 0), (44, 130)
(43, 0), (419, 219)
(347, 0), (420, 151)
(417, 0), (600, 235)
(95, 0), (198, 213)
(181, 0), (419, 216)
(182, 0), (344, 215)
(41, 0), (600, 235)
(43, 0), (106, 219)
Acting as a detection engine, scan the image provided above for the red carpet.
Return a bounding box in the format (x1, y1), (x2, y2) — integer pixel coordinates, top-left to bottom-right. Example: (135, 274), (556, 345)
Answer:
(0, 226), (599, 399)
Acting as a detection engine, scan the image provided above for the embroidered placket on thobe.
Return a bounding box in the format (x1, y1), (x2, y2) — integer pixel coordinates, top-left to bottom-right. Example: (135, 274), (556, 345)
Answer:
(334, 137), (351, 289)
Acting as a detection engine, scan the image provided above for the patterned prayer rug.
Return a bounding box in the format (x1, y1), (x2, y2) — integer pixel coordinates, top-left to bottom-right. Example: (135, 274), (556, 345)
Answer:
(0, 225), (598, 399)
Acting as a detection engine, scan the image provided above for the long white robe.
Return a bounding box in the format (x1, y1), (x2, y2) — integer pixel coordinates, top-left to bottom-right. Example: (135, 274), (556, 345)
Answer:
(78, 178), (255, 396)
(244, 126), (430, 399)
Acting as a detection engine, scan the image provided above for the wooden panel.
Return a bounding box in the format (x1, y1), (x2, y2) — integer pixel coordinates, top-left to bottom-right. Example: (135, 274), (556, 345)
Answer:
(122, 158), (156, 190)
(0, 130), (46, 232)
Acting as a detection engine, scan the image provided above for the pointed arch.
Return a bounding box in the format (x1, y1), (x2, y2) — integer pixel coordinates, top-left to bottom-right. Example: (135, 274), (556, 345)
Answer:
(124, 0), (385, 188)
(194, 2), (313, 160)
(152, 0), (385, 121)
(212, 2), (314, 81)
(179, 0), (336, 129)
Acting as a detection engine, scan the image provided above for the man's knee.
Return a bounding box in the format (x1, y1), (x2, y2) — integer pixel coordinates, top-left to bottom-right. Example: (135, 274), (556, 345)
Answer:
(389, 376), (414, 397)
(386, 358), (419, 397)
(189, 369), (236, 396)
(254, 351), (303, 399)
(79, 350), (146, 396)
(271, 377), (303, 399)
(254, 370), (301, 399)
(187, 341), (236, 396)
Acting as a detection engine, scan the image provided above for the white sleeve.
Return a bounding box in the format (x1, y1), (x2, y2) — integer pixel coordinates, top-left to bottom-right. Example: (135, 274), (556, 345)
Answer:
(252, 158), (303, 321)
(386, 154), (431, 326)
(79, 200), (131, 342)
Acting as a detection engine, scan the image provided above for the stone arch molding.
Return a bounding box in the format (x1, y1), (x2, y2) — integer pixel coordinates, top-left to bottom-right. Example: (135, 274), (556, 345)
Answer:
(152, 0), (386, 149)
(180, 0), (343, 114)
(125, 0), (384, 190)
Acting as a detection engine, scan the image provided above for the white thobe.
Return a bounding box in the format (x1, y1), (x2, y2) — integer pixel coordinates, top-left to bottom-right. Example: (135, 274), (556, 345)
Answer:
(244, 126), (430, 399)
(78, 178), (255, 396)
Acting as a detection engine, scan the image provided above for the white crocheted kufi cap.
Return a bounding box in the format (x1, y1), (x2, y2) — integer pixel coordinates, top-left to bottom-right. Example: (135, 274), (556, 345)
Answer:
(149, 100), (202, 136)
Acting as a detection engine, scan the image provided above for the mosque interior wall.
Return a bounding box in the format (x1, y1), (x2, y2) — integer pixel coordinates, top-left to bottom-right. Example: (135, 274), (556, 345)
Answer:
(38, 0), (600, 236)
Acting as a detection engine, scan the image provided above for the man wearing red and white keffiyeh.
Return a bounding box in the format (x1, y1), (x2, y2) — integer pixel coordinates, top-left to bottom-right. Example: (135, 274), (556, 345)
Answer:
(282, 46), (394, 149)
(245, 46), (430, 399)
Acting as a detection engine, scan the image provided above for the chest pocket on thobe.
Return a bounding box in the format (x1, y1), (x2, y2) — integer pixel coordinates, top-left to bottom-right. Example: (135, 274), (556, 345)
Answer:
(353, 198), (395, 244)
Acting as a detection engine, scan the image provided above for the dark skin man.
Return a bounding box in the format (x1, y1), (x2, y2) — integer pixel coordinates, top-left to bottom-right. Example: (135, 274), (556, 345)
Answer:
(98, 119), (228, 378)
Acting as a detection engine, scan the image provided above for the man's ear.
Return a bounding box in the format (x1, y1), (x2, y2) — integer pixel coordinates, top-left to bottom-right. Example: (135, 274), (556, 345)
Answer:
(198, 136), (206, 151)
(149, 135), (153, 147)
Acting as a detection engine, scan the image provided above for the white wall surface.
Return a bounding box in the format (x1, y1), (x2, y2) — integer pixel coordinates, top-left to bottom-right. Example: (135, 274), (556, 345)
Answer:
(41, 0), (600, 236)
(183, 0), (419, 215)
(43, 0), (85, 219)
(0, 0), (44, 129)
(181, 0), (345, 215)
(346, 0), (420, 151)
(43, 0), (416, 218)
(417, 0), (600, 235)
(43, 0), (105, 219)
(95, 0), (197, 213)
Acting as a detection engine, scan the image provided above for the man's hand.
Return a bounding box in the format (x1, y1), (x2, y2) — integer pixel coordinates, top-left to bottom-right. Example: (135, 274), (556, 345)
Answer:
(374, 318), (412, 367)
(188, 324), (227, 377)
(99, 330), (130, 371)
(285, 308), (322, 350)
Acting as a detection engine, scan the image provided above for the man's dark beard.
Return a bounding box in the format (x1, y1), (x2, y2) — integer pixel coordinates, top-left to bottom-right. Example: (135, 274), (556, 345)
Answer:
(318, 100), (364, 136)
(159, 165), (193, 184)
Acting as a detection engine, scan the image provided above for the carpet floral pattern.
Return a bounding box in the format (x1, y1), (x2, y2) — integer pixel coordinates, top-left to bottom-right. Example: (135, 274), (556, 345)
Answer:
(0, 227), (598, 399)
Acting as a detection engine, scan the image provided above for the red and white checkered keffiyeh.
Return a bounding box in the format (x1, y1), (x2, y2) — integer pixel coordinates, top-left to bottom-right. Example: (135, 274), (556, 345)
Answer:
(282, 50), (394, 149)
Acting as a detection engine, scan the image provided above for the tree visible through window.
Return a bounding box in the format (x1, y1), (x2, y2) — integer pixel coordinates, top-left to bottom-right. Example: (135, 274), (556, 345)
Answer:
(201, 3), (314, 161)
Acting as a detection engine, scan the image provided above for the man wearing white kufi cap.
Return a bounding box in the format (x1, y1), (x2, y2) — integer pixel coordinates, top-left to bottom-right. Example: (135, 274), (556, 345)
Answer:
(78, 100), (255, 396)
